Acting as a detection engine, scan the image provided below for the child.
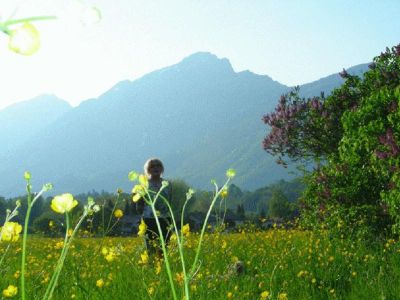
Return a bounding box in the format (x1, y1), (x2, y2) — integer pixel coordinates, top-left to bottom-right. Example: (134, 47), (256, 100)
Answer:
(136, 158), (172, 255)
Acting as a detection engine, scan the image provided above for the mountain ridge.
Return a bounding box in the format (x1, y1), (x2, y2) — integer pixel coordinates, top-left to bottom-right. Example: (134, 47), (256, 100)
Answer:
(0, 52), (370, 197)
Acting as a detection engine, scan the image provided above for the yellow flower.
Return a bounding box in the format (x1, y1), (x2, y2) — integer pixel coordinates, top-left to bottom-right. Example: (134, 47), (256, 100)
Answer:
(260, 290), (269, 300)
(222, 240), (227, 249)
(227, 292), (233, 299)
(132, 185), (145, 202)
(220, 187), (228, 198)
(155, 261), (162, 275)
(105, 252), (116, 263)
(182, 224), (190, 237)
(51, 194), (78, 214)
(226, 168), (236, 178)
(139, 174), (149, 188)
(138, 219), (147, 237)
(54, 241), (64, 249)
(48, 220), (54, 228)
(0, 222), (22, 242)
(128, 171), (139, 181)
(2, 285), (18, 298)
(96, 279), (104, 288)
(175, 272), (184, 285)
(8, 23), (40, 55)
(147, 286), (154, 296)
(278, 293), (288, 300)
(14, 270), (20, 279)
(24, 171), (31, 180)
(114, 209), (123, 219)
(139, 251), (149, 265)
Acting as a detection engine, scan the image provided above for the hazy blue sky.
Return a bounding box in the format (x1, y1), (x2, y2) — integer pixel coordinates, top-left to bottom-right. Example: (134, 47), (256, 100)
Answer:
(0, 0), (399, 109)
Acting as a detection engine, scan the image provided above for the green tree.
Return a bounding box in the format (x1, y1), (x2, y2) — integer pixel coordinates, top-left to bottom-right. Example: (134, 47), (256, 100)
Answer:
(268, 189), (291, 219)
(264, 44), (400, 236)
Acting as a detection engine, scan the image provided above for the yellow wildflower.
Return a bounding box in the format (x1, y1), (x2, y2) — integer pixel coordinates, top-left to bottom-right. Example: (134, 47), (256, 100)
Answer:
(132, 185), (145, 202)
(48, 220), (54, 228)
(8, 23), (40, 56)
(147, 286), (154, 296)
(182, 224), (190, 237)
(220, 187), (228, 198)
(222, 240), (227, 249)
(155, 261), (162, 275)
(170, 233), (177, 242)
(24, 171), (31, 180)
(138, 219), (147, 237)
(105, 252), (116, 263)
(139, 251), (149, 265)
(51, 193), (78, 214)
(54, 241), (64, 249)
(278, 293), (288, 300)
(226, 168), (236, 178)
(2, 285), (18, 298)
(175, 272), (184, 285)
(227, 292), (233, 299)
(260, 290), (269, 300)
(114, 209), (123, 219)
(96, 279), (104, 288)
(139, 174), (149, 187)
(0, 222), (22, 242)
(13, 271), (20, 279)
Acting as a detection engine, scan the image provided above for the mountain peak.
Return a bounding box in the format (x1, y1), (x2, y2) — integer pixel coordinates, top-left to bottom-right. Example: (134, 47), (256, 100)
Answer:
(1, 94), (71, 113)
(181, 51), (220, 63)
(177, 52), (234, 73)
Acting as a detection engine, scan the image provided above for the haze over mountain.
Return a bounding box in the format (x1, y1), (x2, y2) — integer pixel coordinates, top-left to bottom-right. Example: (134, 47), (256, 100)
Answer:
(0, 95), (71, 159)
(0, 53), (369, 197)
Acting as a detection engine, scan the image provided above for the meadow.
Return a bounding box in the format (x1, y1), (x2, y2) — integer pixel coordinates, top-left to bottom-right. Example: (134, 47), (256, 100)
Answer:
(1, 227), (399, 300)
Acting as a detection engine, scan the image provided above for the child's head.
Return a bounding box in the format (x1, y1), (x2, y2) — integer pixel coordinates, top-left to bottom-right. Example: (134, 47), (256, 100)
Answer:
(144, 158), (164, 178)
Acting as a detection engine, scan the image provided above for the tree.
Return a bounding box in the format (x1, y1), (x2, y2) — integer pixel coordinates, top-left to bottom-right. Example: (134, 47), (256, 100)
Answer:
(268, 189), (291, 219)
(263, 44), (400, 235)
(236, 204), (245, 218)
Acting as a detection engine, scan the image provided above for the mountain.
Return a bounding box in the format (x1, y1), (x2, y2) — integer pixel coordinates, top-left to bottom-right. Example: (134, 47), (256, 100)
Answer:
(0, 53), (370, 197)
(298, 63), (370, 98)
(0, 95), (72, 158)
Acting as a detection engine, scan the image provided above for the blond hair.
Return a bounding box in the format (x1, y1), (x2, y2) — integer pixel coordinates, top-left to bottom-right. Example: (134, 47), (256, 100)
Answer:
(144, 158), (164, 177)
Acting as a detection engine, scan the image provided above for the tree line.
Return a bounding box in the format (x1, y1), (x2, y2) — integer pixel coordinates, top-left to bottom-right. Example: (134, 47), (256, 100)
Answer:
(0, 178), (303, 236)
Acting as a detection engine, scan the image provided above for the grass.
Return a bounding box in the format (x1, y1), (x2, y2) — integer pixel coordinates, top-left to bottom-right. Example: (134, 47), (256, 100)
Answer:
(1, 228), (399, 299)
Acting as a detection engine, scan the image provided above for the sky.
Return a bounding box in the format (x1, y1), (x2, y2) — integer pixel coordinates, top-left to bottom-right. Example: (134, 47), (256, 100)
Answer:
(0, 0), (399, 109)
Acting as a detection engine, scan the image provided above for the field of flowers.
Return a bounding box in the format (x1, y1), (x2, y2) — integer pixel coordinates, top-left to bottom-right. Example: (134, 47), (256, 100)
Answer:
(1, 228), (399, 300)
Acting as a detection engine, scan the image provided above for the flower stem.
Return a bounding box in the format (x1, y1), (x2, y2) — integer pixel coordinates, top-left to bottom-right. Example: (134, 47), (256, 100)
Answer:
(189, 179), (230, 278)
(20, 182), (33, 300)
(4, 16), (57, 26)
(149, 197), (178, 300)
(158, 194), (190, 300)
(43, 213), (70, 300)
